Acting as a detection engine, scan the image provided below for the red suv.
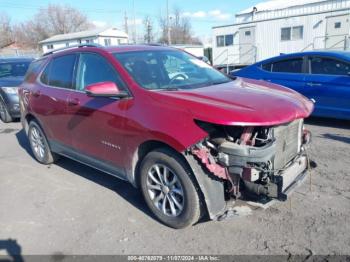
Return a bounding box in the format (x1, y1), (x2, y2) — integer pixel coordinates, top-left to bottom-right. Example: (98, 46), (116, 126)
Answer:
(20, 44), (313, 228)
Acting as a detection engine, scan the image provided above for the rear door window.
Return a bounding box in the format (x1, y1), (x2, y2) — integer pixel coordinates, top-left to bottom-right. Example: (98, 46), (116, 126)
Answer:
(40, 54), (77, 89)
(271, 58), (303, 73)
(309, 57), (350, 76)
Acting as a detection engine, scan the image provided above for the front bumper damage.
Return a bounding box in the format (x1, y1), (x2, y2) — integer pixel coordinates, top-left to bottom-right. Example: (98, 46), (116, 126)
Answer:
(186, 119), (314, 220)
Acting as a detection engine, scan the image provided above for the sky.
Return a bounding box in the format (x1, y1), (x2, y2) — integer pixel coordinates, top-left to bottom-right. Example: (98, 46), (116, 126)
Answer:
(0, 0), (262, 42)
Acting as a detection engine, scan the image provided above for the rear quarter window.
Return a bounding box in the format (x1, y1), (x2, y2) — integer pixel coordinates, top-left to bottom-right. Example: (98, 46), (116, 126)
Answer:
(24, 59), (46, 82)
(261, 62), (272, 72)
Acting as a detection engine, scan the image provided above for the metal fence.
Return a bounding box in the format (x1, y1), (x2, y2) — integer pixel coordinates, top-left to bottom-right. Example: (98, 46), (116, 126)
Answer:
(213, 44), (258, 71)
(301, 34), (350, 52)
(0, 49), (41, 58)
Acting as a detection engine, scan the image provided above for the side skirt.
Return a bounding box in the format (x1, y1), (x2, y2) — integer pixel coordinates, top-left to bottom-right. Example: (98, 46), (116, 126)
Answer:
(49, 140), (128, 182)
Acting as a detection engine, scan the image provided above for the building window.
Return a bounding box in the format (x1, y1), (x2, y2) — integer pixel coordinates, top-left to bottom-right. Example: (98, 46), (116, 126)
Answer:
(281, 27), (292, 41)
(225, 35), (234, 46)
(47, 44), (54, 50)
(216, 35), (225, 47)
(245, 31), (251, 36)
(335, 22), (342, 29)
(281, 26), (303, 41)
(217, 35), (234, 47)
(292, 26), (303, 40)
(104, 38), (112, 46)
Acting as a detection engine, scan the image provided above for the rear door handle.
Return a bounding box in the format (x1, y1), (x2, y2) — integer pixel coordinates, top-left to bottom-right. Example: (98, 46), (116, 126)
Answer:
(67, 98), (80, 106)
(32, 90), (41, 97)
(307, 82), (322, 87)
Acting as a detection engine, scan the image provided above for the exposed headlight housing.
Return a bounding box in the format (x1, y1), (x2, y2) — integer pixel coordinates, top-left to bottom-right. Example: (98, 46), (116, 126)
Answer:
(2, 87), (18, 95)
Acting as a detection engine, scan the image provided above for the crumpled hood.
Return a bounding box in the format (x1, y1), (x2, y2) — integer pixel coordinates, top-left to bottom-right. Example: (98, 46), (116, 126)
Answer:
(149, 77), (314, 126)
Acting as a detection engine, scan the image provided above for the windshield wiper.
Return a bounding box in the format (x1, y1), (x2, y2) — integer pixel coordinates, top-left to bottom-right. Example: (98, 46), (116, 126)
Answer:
(151, 87), (179, 91)
(211, 80), (232, 86)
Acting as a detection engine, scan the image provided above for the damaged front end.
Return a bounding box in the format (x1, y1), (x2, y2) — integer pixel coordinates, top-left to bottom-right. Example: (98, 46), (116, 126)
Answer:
(188, 119), (313, 216)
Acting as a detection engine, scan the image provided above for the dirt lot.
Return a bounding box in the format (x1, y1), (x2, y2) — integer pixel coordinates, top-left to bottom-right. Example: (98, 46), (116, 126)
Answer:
(0, 118), (349, 256)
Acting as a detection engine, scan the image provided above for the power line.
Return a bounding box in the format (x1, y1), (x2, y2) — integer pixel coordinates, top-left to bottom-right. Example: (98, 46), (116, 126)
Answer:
(0, 2), (128, 15)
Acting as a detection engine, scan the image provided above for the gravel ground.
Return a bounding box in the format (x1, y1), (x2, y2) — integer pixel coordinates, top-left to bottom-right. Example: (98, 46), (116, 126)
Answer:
(0, 118), (349, 256)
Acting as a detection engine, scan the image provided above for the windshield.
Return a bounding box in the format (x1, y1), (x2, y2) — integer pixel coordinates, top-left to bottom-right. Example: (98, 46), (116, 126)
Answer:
(0, 61), (30, 78)
(113, 50), (231, 90)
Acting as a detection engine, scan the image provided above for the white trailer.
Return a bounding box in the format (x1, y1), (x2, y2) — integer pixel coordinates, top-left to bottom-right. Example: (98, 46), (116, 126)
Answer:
(171, 45), (205, 58)
(212, 0), (350, 70)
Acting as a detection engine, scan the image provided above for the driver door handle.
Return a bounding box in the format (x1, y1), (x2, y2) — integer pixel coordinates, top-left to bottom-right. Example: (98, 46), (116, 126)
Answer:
(67, 98), (80, 106)
(307, 82), (322, 87)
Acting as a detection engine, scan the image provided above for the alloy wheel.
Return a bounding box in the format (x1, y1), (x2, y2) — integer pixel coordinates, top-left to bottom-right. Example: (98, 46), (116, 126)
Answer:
(30, 126), (46, 160)
(146, 164), (185, 217)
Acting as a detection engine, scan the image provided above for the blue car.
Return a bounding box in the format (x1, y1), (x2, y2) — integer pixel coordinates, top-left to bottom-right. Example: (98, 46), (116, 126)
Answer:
(0, 58), (32, 123)
(232, 51), (350, 120)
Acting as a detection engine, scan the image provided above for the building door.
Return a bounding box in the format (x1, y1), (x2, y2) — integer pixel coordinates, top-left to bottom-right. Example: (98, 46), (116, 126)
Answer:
(239, 26), (256, 64)
(325, 14), (350, 50)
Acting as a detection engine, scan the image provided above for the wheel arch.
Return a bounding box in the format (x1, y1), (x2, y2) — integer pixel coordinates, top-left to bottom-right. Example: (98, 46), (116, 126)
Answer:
(131, 140), (182, 188)
(130, 139), (226, 221)
(23, 113), (39, 134)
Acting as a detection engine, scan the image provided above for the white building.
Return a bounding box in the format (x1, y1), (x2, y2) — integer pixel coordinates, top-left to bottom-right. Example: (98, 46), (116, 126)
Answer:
(171, 45), (205, 57)
(40, 27), (129, 53)
(212, 0), (350, 69)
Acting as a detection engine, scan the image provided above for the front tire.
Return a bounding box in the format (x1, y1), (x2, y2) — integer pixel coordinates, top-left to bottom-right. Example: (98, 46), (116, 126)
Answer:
(28, 121), (59, 164)
(139, 148), (201, 228)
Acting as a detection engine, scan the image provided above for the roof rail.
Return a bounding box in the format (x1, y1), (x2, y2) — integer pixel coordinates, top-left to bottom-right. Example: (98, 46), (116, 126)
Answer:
(42, 43), (102, 57)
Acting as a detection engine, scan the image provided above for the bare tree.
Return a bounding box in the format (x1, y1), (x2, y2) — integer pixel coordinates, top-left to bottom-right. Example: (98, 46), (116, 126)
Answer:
(143, 16), (154, 43)
(15, 4), (94, 49)
(159, 7), (201, 45)
(0, 13), (13, 48)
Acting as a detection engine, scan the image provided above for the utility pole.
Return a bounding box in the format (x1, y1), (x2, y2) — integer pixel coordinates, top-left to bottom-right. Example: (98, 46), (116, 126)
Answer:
(133, 0), (136, 44)
(146, 19), (152, 43)
(167, 0), (171, 45)
(124, 11), (129, 44)
(124, 11), (128, 36)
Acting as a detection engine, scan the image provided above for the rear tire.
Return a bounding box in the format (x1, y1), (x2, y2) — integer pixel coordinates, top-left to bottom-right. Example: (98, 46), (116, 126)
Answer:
(0, 98), (13, 123)
(139, 148), (201, 229)
(28, 121), (59, 164)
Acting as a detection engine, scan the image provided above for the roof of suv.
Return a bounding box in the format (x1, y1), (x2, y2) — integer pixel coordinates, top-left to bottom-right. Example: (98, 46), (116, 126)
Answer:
(42, 44), (176, 57)
(106, 44), (174, 53)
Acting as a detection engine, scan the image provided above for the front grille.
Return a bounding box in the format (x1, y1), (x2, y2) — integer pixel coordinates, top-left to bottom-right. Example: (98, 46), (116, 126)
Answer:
(273, 119), (302, 170)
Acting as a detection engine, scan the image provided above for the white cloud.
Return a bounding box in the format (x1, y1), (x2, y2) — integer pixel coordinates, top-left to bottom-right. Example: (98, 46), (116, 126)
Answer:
(192, 11), (207, 18)
(208, 10), (231, 20)
(134, 18), (143, 25)
(208, 10), (221, 16)
(92, 20), (107, 27)
(182, 9), (231, 21)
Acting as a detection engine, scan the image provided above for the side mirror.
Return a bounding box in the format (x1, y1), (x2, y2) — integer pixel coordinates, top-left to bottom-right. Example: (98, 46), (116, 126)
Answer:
(85, 82), (128, 98)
